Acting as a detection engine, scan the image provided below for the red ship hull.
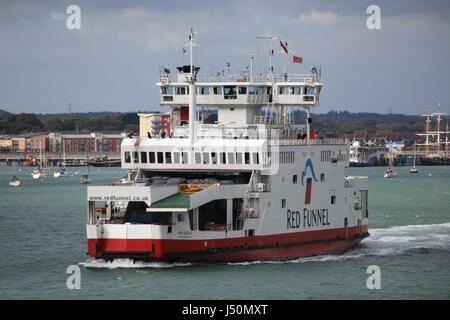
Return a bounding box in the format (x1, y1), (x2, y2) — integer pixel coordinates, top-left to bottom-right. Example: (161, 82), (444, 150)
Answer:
(87, 226), (369, 262)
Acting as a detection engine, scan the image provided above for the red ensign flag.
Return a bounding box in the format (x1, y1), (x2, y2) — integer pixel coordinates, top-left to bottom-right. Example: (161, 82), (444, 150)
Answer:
(293, 55), (303, 63)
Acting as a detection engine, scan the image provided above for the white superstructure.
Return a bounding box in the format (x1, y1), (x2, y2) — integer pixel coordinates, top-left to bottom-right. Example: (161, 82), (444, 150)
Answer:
(86, 29), (368, 262)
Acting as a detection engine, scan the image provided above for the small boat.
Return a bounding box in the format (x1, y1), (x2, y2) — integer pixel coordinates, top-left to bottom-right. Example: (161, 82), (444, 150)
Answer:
(384, 142), (397, 178)
(384, 167), (397, 178)
(32, 168), (42, 179)
(80, 174), (92, 184)
(410, 143), (419, 173)
(9, 175), (21, 187)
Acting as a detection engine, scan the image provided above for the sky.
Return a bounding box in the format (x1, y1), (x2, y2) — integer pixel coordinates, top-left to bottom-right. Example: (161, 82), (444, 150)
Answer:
(0, 0), (450, 116)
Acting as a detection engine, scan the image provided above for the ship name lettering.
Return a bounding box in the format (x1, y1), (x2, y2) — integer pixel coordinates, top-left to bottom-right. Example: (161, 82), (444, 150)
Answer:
(287, 208), (330, 229)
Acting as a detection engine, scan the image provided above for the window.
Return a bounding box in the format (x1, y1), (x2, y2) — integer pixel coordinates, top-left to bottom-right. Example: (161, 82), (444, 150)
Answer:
(149, 152), (155, 163)
(195, 152), (201, 164)
(177, 214), (185, 222)
(293, 175), (298, 184)
(211, 152), (217, 164)
(252, 152), (259, 164)
(133, 151), (139, 163)
(124, 152), (131, 163)
(244, 152), (250, 164)
(176, 87), (187, 95)
(220, 152), (226, 164)
(224, 86), (237, 99)
(157, 152), (163, 163)
(161, 86), (173, 94)
(304, 86), (314, 94)
(238, 87), (247, 94)
(173, 152), (180, 164)
(165, 152), (172, 164)
(295, 87), (302, 95)
(257, 87), (264, 95)
(140, 152), (147, 163)
(281, 199), (286, 208)
(331, 195), (336, 205)
(278, 87), (287, 94)
(248, 87), (256, 95)
(198, 87), (210, 95)
(203, 152), (210, 164)
(228, 152), (235, 164)
(236, 152), (242, 164)
(213, 87), (222, 94)
(182, 152), (188, 164)
(289, 87), (295, 95)
(321, 173), (325, 182)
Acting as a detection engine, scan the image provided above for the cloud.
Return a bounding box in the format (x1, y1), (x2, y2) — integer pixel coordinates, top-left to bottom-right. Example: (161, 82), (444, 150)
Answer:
(298, 9), (346, 26)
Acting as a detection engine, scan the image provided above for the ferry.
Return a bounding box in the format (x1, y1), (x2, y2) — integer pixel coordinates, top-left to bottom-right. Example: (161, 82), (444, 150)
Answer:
(85, 29), (369, 262)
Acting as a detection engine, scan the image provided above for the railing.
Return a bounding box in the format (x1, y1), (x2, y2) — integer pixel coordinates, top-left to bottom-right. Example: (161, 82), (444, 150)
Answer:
(271, 138), (347, 146)
(158, 73), (320, 84)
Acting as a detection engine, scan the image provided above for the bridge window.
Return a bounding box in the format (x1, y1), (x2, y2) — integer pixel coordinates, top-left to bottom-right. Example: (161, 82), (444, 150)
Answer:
(257, 87), (264, 95)
(133, 151), (139, 163)
(238, 87), (247, 94)
(224, 86), (237, 99)
(295, 87), (302, 95)
(289, 87), (295, 95)
(248, 87), (256, 95)
(195, 152), (201, 164)
(161, 86), (173, 94)
(213, 87), (222, 94)
(278, 87), (287, 94)
(176, 87), (188, 95)
(198, 87), (210, 95)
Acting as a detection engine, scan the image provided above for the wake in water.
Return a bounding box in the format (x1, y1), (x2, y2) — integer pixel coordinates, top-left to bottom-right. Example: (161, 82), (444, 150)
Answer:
(79, 223), (450, 268)
(79, 258), (192, 269)
(228, 222), (450, 266)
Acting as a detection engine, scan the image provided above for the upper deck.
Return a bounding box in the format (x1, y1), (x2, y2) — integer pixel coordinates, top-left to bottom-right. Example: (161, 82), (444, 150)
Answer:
(157, 72), (322, 107)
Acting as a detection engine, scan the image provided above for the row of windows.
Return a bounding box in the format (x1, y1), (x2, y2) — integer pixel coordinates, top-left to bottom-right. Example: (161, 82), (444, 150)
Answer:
(124, 151), (260, 165)
(161, 85), (319, 96)
(321, 150), (349, 162)
(278, 86), (319, 95)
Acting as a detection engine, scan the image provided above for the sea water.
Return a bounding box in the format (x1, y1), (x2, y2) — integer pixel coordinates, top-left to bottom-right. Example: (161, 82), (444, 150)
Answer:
(0, 164), (449, 299)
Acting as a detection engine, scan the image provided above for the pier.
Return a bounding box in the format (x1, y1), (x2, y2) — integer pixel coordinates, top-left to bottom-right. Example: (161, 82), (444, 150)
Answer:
(0, 151), (121, 166)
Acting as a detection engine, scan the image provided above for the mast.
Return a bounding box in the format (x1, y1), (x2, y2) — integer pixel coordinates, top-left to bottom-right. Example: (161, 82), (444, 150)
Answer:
(423, 106), (432, 158)
(256, 35), (278, 81)
(244, 54), (258, 82)
(185, 28), (198, 162)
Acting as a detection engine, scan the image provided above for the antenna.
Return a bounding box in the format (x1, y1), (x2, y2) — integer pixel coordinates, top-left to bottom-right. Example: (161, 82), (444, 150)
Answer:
(256, 35), (279, 81)
(244, 54), (258, 82)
